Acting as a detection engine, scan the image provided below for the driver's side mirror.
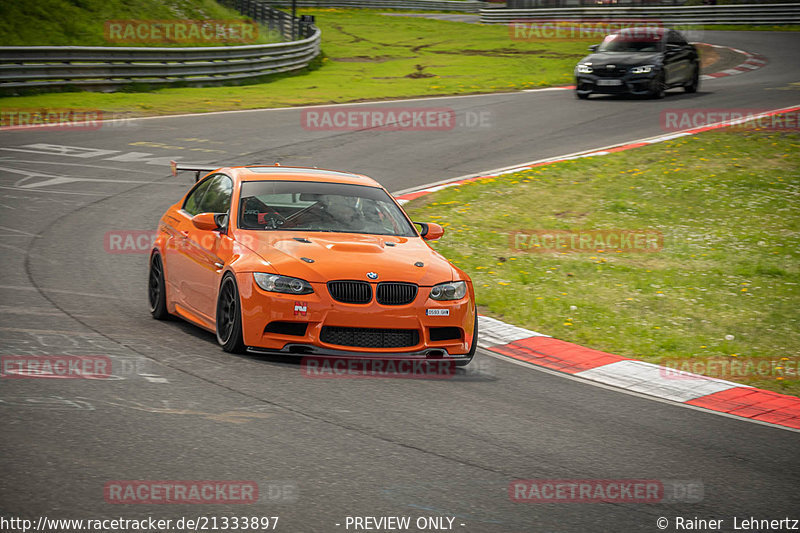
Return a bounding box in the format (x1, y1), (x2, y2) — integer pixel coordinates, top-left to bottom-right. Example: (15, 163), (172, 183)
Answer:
(191, 212), (226, 231)
(589, 44), (599, 52)
(666, 43), (681, 53)
(415, 222), (445, 241)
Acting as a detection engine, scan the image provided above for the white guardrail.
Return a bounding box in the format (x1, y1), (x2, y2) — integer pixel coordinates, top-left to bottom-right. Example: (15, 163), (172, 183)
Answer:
(0, 30), (321, 91)
(479, 3), (800, 25)
(268, 0), (496, 12)
(0, 0), (321, 92)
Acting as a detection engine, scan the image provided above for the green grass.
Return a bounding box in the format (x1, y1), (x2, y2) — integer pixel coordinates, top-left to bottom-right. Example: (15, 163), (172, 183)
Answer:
(404, 124), (800, 396)
(0, 9), (588, 115)
(0, 0), (280, 46)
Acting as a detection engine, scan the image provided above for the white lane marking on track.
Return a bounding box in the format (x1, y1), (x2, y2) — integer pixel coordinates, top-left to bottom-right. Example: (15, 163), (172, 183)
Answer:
(0, 166), (161, 188)
(0, 185), (110, 196)
(139, 374), (170, 383)
(0, 157), (156, 174)
(479, 349), (800, 433)
(0, 225), (37, 236)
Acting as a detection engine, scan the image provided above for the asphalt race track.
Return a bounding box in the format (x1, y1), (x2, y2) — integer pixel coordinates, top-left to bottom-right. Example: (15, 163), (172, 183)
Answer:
(1, 30), (799, 532)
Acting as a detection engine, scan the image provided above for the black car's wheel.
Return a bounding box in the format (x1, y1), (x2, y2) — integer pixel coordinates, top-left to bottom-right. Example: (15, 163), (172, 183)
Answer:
(148, 253), (169, 320)
(684, 63), (700, 93)
(576, 91), (590, 100)
(216, 274), (246, 354)
(455, 312), (479, 367)
(649, 72), (666, 99)
(650, 72), (667, 98)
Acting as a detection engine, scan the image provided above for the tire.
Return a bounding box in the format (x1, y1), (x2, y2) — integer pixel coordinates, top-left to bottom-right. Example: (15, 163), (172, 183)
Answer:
(684, 64), (699, 93)
(148, 253), (169, 320)
(650, 73), (666, 99)
(455, 312), (479, 367)
(216, 274), (247, 354)
(576, 91), (589, 100)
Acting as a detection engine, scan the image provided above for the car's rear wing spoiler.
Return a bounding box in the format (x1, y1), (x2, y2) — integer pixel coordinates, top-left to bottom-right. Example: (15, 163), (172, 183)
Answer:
(170, 160), (220, 182)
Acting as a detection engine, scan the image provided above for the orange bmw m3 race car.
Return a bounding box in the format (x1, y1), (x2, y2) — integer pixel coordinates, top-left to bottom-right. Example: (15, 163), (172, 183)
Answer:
(148, 163), (477, 366)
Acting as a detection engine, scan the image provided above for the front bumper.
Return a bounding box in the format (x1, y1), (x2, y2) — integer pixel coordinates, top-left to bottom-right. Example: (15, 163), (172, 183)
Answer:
(236, 273), (476, 357)
(575, 71), (657, 96)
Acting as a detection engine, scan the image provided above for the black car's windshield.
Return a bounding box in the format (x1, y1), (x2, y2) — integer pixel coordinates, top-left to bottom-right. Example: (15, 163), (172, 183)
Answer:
(238, 180), (416, 236)
(598, 32), (663, 53)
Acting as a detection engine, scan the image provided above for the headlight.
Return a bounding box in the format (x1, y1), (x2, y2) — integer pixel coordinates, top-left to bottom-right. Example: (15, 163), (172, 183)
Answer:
(253, 273), (313, 295)
(429, 281), (467, 301)
(630, 65), (654, 74)
(577, 64), (593, 74)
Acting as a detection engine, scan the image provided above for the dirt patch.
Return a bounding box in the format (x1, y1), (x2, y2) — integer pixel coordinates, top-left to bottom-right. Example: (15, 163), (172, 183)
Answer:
(434, 48), (579, 59)
(333, 56), (397, 63)
(405, 64), (436, 79)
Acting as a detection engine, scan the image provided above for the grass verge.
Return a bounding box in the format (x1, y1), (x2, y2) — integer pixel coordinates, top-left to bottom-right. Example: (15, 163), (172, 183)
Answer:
(0, 9), (588, 115)
(0, 0), (281, 46)
(404, 120), (799, 396)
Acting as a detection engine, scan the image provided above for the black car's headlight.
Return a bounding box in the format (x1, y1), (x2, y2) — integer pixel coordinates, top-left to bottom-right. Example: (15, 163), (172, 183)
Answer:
(577, 64), (593, 74)
(429, 281), (467, 301)
(630, 65), (655, 74)
(253, 273), (313, 295)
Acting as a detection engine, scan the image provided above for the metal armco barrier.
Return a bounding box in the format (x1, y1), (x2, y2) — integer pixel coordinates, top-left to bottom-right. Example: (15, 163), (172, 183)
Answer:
(0, 0), (320, 91)
(479, 3), (800, 25)
(267, 0), (494, 12)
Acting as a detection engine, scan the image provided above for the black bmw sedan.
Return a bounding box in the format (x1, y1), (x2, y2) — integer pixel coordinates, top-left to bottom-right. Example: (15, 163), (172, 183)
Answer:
(574, 27), (700, 99)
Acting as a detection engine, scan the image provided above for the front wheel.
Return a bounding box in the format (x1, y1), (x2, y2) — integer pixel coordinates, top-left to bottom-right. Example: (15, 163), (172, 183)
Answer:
(684, 64), (699, 93)
(148, 253), (169, 320)
(455, 313), (479, 367)
(216, 274), (246, 354)
(575, 91), (589, 100)
(650, 72), (666, 99)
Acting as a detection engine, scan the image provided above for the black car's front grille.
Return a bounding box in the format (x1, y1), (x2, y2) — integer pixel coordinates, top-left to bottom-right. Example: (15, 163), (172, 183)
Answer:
(376, 282), (418, 306)
(594, 66), (628, 78)
(320, 326), (419, 348)
(327, 281), (372, 304)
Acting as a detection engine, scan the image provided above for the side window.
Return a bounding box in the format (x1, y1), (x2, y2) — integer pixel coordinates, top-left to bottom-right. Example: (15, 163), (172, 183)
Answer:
(183, 178), (213, 216)
(198, 175), (233, 214)
(668, 31), (686, 46)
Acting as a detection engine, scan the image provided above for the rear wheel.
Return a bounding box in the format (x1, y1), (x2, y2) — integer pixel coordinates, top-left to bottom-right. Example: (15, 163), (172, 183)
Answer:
(684, 64), (699, 93)
(148, 253), (169, 320)
(455, 312), (479, 367)
(216, 274), (246, 354)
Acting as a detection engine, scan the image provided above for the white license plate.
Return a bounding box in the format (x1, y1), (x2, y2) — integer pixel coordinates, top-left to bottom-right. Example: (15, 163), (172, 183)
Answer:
(597, 79), (622, 86)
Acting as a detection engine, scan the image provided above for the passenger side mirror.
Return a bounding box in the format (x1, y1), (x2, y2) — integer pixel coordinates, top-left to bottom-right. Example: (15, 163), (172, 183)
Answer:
(415, 222), (445, 241)
(589, 44), (599, 52)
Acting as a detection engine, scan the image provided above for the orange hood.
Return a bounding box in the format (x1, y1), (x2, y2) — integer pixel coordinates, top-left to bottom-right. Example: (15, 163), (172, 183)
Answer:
(234, 231), (458, 286)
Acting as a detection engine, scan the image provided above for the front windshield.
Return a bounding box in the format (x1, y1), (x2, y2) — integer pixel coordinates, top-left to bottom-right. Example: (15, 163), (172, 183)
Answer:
(238, 180), (416, 237)
(598, 32), (663, 53)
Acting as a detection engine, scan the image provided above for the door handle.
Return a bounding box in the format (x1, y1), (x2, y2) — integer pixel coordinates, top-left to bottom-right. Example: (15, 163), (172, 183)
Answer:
(180, 230), (189, 237)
